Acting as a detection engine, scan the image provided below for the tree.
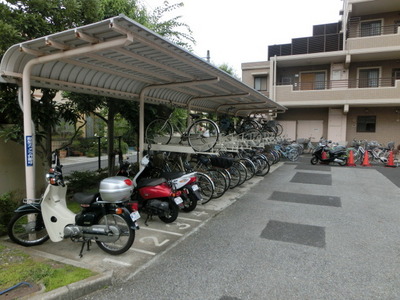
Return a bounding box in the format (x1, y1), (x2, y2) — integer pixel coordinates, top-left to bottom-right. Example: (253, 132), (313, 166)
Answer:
(219, 63), (240, 79)
(0, 0), (195, 174)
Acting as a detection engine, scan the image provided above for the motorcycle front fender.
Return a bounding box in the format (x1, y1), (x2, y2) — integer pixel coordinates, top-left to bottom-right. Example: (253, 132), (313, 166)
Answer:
(117, 206), (140, 230)
(14, 202), (41, 213)
(186, 185), (203, 201)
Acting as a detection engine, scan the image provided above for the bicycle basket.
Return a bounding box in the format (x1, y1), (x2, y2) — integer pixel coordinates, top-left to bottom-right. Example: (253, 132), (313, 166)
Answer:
(210, 156), (234, 168)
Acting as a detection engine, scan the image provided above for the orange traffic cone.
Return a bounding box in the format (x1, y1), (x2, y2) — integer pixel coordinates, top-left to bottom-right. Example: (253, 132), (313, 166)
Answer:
(347, 150), (356, 166)
(385, 151), (396, 168)
(321, 151), (327, 160)
(361, 152), (371, 167)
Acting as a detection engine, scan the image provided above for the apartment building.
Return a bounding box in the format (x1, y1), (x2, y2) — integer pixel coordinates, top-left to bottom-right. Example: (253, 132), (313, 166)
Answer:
(242, 0), (400, 146)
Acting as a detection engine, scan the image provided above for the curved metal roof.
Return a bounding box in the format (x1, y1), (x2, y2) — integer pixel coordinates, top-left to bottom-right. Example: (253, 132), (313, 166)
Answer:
(0, 14), (285, 116)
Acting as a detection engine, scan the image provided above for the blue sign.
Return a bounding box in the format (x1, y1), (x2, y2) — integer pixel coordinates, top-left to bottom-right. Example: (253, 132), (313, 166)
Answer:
(26, 136), (33, 167)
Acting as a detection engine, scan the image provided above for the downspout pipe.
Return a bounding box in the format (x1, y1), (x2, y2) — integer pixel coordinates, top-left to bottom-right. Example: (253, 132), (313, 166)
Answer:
(21, 36), (132, 201)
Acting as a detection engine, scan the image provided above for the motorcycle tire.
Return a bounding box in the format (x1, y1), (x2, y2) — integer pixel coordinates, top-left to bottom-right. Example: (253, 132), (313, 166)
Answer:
(338, 157), (348, 166)
(159, 202), (179, 223)
(310, 157), (319, 165)
(96, 213), (135, 255)
(7, 211), (49, 246)
(181, 193), (197, 212)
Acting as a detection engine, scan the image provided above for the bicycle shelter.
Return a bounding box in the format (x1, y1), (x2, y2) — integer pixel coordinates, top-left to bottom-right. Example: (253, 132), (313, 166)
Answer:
(0, 14), (286, 200)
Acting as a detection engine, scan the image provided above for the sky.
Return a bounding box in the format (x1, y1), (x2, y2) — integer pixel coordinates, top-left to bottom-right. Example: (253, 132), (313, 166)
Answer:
(143, 0), (344, 77)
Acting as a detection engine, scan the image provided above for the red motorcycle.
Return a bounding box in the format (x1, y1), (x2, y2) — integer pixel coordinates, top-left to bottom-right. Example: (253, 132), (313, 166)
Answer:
(126, 155), (184, 225)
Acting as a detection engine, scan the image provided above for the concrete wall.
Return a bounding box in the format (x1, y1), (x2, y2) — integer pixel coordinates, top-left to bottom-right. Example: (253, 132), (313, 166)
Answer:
(346, 107), (400, 146)
(0, 138), (47, 198)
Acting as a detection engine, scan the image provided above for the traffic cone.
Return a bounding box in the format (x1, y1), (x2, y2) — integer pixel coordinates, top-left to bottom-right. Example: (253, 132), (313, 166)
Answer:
(361, 152), (371, 167)
(347, 150), (356, 167)
(385, 151), (396, 168)
(321, 151), (327, 160)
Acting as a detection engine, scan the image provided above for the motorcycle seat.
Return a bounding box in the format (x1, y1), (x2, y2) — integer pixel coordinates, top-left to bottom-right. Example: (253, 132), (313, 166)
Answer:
(160, 171), (186, 180)
(329, 149), (345, 155)
(137, 177), (166, 188)
(73, 192), (98, 204)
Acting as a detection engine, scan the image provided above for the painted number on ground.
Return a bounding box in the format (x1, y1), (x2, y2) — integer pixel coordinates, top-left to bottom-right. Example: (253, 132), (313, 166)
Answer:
(139, 236), (170, 247)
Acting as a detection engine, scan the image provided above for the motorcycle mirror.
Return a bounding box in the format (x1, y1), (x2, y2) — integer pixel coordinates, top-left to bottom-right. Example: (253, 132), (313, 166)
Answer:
(141, 156), (150, 166)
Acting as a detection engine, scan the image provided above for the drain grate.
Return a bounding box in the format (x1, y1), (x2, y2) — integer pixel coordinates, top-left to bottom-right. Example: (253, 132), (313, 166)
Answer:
(268, 191), (341, 207)
(291, 172), (332, 185)
(261, 220), (326, 248)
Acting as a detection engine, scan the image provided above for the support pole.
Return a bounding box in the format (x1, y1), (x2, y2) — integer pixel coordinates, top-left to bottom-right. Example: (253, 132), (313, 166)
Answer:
(21, 35), (132, 200)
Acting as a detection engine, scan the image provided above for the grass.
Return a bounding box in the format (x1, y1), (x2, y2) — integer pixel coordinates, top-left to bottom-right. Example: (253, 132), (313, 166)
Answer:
(0, 242), (96, 293)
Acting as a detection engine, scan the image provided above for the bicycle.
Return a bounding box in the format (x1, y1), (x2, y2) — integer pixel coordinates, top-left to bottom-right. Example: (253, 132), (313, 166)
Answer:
(218, 115), (263, 143)
(145, 112), (220, 152)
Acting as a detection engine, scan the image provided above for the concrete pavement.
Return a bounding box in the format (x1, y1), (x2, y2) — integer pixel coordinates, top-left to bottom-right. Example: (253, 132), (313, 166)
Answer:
(1, 155), (399, 299)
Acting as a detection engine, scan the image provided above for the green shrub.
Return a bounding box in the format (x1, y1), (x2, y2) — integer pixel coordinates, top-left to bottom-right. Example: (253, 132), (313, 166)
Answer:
(64, 170), (109, 194)
(0, 192), (19, 236)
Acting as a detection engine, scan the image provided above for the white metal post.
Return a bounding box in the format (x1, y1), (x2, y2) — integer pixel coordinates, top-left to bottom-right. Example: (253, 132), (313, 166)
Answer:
(21, 36), (131, 200)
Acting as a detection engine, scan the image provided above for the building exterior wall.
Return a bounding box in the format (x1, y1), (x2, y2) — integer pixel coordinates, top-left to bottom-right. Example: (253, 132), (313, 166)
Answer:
(241, 0), (400, 146)
(0, 138), (46, 197)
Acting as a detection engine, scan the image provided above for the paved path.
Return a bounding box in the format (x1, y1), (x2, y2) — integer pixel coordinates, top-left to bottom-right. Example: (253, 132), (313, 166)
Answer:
(3, 155), (400, 299)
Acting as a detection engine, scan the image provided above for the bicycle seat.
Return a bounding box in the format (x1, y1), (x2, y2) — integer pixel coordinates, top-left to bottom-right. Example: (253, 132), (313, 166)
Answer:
(190, 113), (201, 120)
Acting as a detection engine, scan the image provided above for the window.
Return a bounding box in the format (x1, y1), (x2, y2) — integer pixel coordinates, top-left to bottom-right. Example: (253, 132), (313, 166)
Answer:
(254, 76), (267, 91)
(358, 68), (379, 88)
(392, 69), (400, 86)
(357, 116), (376, 132)
(360, 20), (381, 37)
(300, 72), (326, 90)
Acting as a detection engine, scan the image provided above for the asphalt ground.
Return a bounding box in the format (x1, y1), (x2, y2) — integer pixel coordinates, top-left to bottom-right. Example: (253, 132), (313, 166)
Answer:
(2, 154), (400, 299)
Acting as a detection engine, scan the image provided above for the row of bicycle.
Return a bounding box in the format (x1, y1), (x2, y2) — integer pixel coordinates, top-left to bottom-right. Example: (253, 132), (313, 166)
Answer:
(119, 142), (305, 207)
(145, 112), (284, 153)
(291, 137), (397, 165)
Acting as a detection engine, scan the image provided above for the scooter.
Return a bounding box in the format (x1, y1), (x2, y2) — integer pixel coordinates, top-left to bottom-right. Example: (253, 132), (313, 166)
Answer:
(118, 152), (202, 213)
(159, 170), (202, 212)
(310, 142), (348, 166)
(125, 154), (186, 225)
(8, 151), (139, 257)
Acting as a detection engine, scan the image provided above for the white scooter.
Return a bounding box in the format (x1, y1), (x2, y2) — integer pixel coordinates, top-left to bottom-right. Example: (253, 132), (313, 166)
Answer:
(8, 151), (140, 257)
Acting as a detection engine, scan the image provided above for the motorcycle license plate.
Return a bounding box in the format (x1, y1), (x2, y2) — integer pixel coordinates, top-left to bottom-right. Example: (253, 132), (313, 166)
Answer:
(130, 211), (141, 221)
(192, 184), (199, 191)
(174, 196), (183, 205)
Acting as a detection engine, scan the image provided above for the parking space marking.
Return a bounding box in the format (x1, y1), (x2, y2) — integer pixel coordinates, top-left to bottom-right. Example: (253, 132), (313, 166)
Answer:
(177, 216), (203, 222)
(129, 247), (156, 256)
(140, 227), (184, 236)
(103, 258), (132, 266)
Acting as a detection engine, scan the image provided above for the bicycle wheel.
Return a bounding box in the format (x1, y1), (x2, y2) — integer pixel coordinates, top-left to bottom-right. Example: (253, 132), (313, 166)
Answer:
(8, 211), (49, 246)
(219, 168), (231, 191)
(145, 118), (173, 145)
(95, 213), (135, 255)
(196, 172), (215, 204)
(234, 161), (247, 186)
(241, 158), (256, 180)
(255, 156), (270, 176)
(227, 166), (241, 189)
(275, 123), (283, 136)
(187, 119), (219, 152)
(242, 128), (263, 145)
(287, 149), (300, 161)
(207, 169), (227, 199)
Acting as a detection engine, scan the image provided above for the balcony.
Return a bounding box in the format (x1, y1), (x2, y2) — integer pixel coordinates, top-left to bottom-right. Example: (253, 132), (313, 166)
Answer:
(346, 25), (400, 51)
(347, 24), (399, 38)
(274, 78), (400, 107)
(285, 77), (396, 90)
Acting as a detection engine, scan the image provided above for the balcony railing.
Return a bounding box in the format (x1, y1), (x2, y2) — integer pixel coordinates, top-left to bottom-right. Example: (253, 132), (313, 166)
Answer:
(347, 24), (399, 39)
(278, 78), (396, 90)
